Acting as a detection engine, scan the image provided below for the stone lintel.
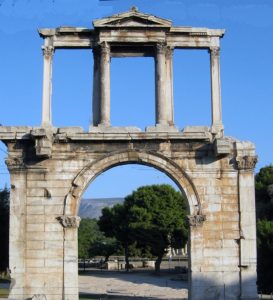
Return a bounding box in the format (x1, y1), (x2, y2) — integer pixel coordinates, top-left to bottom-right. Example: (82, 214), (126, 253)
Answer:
(89, 125), (141, 133)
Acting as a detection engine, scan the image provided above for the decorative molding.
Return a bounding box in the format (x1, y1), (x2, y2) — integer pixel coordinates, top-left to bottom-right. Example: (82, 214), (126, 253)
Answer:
(42, 46), (54, 58)
(236, 155), (258, 170)
(57, 215), (81, 228)
(5, 157), (25, 170)
(187, 214), (206, 226)
(209, 46), (220, 57)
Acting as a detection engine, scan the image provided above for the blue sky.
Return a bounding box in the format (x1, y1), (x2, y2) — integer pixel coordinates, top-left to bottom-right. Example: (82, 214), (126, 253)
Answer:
(0, 0), (273, 198)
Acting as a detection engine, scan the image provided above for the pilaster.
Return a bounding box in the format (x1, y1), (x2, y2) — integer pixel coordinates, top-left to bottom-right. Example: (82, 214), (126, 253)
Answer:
(236, 153), (259, 299)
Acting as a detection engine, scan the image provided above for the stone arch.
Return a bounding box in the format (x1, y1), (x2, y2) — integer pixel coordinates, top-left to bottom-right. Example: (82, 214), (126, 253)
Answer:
(64, 149), (201, 216)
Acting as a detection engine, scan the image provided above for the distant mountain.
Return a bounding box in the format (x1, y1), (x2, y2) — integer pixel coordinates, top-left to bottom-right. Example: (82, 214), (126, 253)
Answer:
(79, 198), (124, 219)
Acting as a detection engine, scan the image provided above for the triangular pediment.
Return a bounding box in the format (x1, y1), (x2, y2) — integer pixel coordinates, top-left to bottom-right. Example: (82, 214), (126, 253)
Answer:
(93, 7), (172, 28)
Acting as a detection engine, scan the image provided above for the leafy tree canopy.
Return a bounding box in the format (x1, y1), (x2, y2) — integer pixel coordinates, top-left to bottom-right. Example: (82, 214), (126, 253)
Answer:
(257, 220), (273, 293)
(0, 187), (10, 272)
(78, 218), (103, 259)
(125, 184), (188, 272)
(99, 184), (188, 273)
(255, 165), (273, 220)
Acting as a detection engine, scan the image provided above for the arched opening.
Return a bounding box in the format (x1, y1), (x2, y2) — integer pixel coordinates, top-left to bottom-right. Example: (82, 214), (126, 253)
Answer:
(61, 149), (203, 299)
(78, 163), (190, 299)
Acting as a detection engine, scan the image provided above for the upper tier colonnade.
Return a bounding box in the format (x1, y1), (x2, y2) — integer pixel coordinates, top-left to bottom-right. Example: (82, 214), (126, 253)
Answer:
(39, 6), (225, 136)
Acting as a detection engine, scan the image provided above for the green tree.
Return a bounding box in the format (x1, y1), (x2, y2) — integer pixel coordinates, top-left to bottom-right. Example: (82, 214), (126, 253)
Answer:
(78, 218), (120, 263)
(98, 184), (188, 273)
(125, 184), (188, 273)
(89, 237), (120, 263)
(255, 165), (273, 292)
(255, 165), (273, 220)
(257, 220), (273, 293)
(98, 204), (139, 271)
(78, 218), (102, 259)
(0, 187), (9, 272)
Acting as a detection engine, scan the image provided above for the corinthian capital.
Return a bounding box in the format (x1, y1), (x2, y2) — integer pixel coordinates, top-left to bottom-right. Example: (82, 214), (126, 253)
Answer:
(156, 42), (167, 54)
(209, 46), (220, 57)
(42, 46), (54, 58)
(166, 46), (173, 59)
(187, 214), (206, 226)
(99, 41), (110, 55)
(57, 215), (81, 228)
(236, 155), (258, 170)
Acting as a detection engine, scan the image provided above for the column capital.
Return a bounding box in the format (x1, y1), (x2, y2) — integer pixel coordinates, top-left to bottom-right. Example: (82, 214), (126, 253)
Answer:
(156, 42), (167, 54)
(166, 46), (174, 59)
(209, 46), (220, 57)
(236, 155), (258, 170)
(42, 45), (54, 58)
(98, 41), (110, 55)
(187, 214), (206, 226)
(57, 215), (81, 228)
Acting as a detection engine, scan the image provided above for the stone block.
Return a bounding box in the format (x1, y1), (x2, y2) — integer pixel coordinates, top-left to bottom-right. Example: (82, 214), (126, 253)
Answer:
(27, 231), (45, 241)
(26, 249), (45, 259)
(45, 222), (63, 232)
(222, 203), (238, 212)
(26, 258), (45, 268)
(223, 229), (240, 239)
(27, 241), (45, 250)
(27, 215), (45, 224)
(222, 221), (238, 230)
(214, 138), (231, 156)
(27, 223), (45, 232)
(45, 231), (63, 241)
(27, 205), (45, 215)
(44, 205), (64, 214)
(45, 258), (63, 267)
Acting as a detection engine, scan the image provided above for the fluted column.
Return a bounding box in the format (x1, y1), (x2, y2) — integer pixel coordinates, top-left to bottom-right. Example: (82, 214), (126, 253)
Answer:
(92, 47), (101, 126)
(100, 41), (111, 126)
(210, 46), (223, 134)
(41, 45), (54, 127)
(165, 46), (174, 126)
(155, 43), (168, 126)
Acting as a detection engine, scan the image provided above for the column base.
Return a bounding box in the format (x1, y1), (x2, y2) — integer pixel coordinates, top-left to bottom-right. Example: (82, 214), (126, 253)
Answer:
(211, 123), (224, 137)
(145, 124), (179, 133)
(89, 125), (141, 133)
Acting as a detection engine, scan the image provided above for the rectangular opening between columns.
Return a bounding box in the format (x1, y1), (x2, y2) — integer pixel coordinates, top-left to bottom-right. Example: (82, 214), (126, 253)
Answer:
(52, 50), (93, 131)
(111, 57), (154, 131)
(173, 50), (211, 129)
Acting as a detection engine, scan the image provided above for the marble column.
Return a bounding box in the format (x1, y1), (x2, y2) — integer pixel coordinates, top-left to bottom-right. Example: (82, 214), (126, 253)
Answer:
(92, 47), (101, 126)
(165, 46), (174, 126)
(41, 45), (54, 127)
(209, 46), (223, 134)
(100, 41), (111, 126)
(155, 43), (168, 126)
